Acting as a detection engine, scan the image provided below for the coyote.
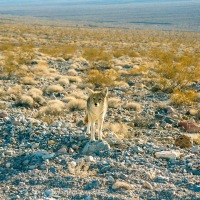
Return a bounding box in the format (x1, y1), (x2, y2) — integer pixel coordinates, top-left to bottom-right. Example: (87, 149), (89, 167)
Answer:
(85, 87), (108, 141)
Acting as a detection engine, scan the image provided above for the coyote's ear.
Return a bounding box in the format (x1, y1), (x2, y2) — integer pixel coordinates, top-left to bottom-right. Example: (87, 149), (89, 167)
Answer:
(102, 87), (108, 96)
(86, 87), (94, 95)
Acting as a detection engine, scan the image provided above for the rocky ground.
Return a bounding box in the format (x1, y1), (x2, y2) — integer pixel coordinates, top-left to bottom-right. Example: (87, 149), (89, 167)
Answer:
(0, 56), (200, 200)
(0, 21), (200, 199)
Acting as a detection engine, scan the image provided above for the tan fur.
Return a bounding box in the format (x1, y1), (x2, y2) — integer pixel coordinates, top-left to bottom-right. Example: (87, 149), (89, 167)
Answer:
(85, 87), (108, 141)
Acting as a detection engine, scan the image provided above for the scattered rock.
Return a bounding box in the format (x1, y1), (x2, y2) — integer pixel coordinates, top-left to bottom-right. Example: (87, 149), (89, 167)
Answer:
(0, 111), (8, 118)
(178, 121), (200, 133)
(155, 150), (181, 159)
(191, 145), (200, 152)
(58, 147), (68, 153)
(48, 140), (55, 145)
(45, 189), (53, 197)
(82, 140), (110, 154)
(132, 146), (143, 153)
(112, 181), (132, 190)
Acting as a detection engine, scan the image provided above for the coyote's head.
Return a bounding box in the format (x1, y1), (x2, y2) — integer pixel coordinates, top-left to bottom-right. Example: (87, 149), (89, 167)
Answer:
(86, 87), (108, 107)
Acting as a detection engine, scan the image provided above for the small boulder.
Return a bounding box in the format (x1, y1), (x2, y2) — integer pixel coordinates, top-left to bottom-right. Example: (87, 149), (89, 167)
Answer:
(112, 180), (132, 190)
(178, 121), (200, 133)
(155, 150), (181, 159)
(82, 140), (110, 154)
(174, 135), (193, 148)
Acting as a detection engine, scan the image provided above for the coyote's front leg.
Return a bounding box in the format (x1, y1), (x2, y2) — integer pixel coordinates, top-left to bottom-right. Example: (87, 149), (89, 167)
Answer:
(98, 117), (104, 141)
(90, 119), (96, 142)
(86, 120), (91, 135)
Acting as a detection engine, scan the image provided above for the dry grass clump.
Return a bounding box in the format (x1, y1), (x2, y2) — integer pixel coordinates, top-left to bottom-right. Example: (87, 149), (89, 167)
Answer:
(108, 97), (121, 108)
(123, 102), (142, 111)
(45, 84), (64, 94)
(129, 65), (147, 76)
(86, 69), (120, 87)
(62, 96), (76, 103)
(0, 101), (6, 109)
(16, 95), (34, 107)
(0, 88), (6, 97)
(28, 88), (45, 105)
(69, 90), (87, 100)
(7, 85), (22, 96)
(39, 45), (77, 60)
(39, 100), (65, 115)
(57, 77), (70, 86)
(20, 76), (38, 85)
(32, 62), (49, 76)
(170, 89), (199, 106)
(110, 123), (133, 139)
(67, 69), (78, 76)
(67, 76), (82, 83)
(113, 47), (139, 58)
(28, 88), (43, 97)
(67, 99), (86, 111)
(114, 81), (129, 87)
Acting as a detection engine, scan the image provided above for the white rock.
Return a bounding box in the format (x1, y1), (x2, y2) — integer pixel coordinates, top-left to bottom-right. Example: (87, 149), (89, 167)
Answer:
(155, 150), (181, 159)
(191, 145), (200, 152)
(45, 189), (53, 196)
(86, 156), (95, 162)
(6, 162), (11, 168)
(42, 154), (54, 159)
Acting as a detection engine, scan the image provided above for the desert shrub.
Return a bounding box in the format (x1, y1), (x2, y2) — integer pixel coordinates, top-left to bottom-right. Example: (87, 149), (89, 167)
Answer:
(17, 43), (36, 66)
(20, 76), (38, 85)
(82, 47), (112, 62)
(2, 42), (35, 78)
(0, 43), (15, 51)
(170, 89), (199, 106)
(86, 69), (120, 87)
(39, 45), (77, 60)
(16, 95), (34, 107)
(123, 102), (142, 111)
(39, 100), (65, 115)
(28, 88), (43, 97)
(150, 49), (200, 92)
(129, 65), (147, 76)
(45, 84), (64, 94)
(2, 53), (18, 77)
(113, 47), (139, 58)
(67, 99), (86, 111)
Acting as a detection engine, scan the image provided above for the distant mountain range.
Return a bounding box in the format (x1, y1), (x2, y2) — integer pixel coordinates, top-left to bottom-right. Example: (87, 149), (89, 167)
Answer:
(0, 0), (199, 32)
